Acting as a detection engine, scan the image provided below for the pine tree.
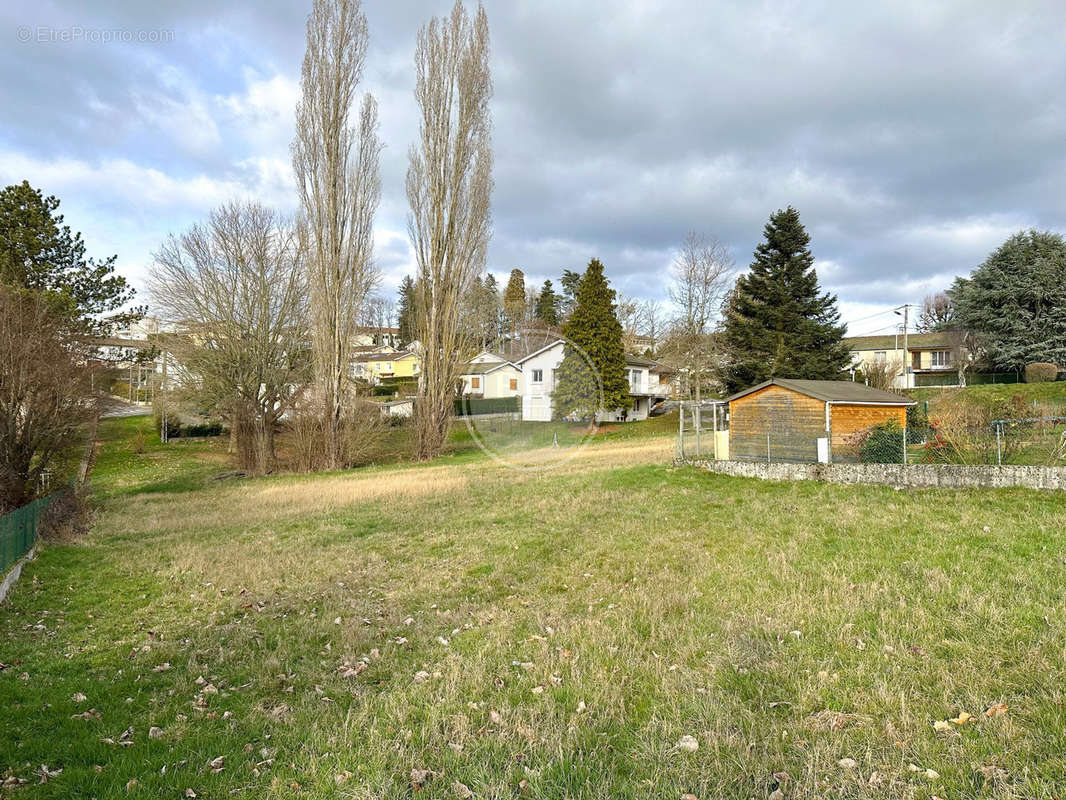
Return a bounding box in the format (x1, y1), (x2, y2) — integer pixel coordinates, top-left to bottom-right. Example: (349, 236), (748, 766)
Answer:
(559, 269), (582, 318)
(396, 274), (417, 346)
(720, 207), (850, 393)
(0, 180), (136, 332)
(503, 268), (526, 333)
(534, 279), (560, 326)
(552, 259), (629, 419)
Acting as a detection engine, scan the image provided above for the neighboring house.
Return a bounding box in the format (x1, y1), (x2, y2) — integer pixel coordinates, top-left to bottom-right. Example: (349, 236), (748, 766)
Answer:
(351, 350), (420, 385)
(845, 332), (969, 389)
(723, 378), (915, 463)
(353, 326), (401, 349)
(516, 339), (670, 422)
(458, 351), (522, 398)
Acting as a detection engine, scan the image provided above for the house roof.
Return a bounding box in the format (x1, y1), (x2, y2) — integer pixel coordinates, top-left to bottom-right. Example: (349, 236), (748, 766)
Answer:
(844, 332), (958, 351)
(462, 360), (519, 375)
(725, 378), (916, 405)
(625, 354), (658, 368)
(514, 338), (565, 365)
(351, 350), (416, 363)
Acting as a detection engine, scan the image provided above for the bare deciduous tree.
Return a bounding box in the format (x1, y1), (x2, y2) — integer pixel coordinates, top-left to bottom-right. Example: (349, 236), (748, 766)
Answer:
(149, 202), (309, 476)
(292, 0), (382, 469)
(662, 232), (734, 402)
(407, 0), (493, 460)
(0, 288), (99, 512)
(917, 291), (954, 333)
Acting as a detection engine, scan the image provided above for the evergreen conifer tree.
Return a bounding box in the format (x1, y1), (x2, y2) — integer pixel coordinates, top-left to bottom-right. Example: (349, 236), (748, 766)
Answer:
(396, 274), (417, 346)
(503, 268), (526, 333)
(534, 279), (560, 326)
(552, 259), (629, 419)
(720, 207), (850, 393)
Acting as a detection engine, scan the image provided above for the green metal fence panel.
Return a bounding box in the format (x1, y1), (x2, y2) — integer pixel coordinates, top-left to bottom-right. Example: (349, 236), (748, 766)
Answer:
(0, 494), (55, 576)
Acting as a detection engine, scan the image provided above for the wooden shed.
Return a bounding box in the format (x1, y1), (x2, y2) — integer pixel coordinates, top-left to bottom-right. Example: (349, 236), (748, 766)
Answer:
(723, 378), (915, 463)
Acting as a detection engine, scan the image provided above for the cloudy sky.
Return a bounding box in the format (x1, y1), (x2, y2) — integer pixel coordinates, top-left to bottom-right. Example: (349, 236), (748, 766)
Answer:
(3, 0), (1065, 336)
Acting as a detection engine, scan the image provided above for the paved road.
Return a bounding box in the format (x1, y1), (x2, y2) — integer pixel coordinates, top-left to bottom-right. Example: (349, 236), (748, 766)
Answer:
(102, 400), (153, 418)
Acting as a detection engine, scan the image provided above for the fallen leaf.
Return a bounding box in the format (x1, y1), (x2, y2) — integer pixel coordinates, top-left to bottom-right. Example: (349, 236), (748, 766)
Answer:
(72, 708), (101, 721)
(925, 768), (940, 780)
(950, 711), (974, 725)
(72, 692), (87, 703)
(148, 727), (163, 739)
(985, 702), (1008, 718)
(410, 768), (433, 789)
(933, 720), (952, 732)
(838, 758), (858, 769)
(452, 780), (474, 798)
(208, 756), (225, 773)
(185, 790), (197, 798)
(125, 778), (138, 791)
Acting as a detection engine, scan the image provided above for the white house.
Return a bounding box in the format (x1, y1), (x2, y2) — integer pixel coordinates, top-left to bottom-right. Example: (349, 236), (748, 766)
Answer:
(458, 351), (522, 398)
(516, 340), (670, 422)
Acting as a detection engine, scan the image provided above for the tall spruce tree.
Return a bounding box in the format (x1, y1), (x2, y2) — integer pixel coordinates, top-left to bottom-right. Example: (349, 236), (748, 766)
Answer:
(720, 207), (849, 393)
(396, 274), (417, 346)
(503, 268), (526, 333)
(534, 279), (560, 326)
(552, 258), (629, 419)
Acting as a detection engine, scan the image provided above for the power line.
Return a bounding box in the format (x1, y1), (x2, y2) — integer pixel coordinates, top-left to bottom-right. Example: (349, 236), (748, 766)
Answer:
(847, 321), (903, 338)
(841, 307), (898, 328)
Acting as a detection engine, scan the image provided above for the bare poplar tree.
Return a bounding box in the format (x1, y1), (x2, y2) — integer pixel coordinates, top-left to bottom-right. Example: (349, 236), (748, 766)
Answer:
(407, 0), (493, 460)
(292, 0), (382, 469)
(149, 202), (309, 476)
(663, 232), (734, 402)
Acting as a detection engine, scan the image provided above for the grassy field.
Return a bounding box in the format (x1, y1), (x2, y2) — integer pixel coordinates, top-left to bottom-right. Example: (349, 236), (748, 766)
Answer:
(3, 415), (1066, 798)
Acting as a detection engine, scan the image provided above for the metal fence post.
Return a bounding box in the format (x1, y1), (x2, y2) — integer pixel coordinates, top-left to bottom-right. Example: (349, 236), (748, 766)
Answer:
(695, 404), (701, 459)
(903, 426), (908, 465)
(996, 422), (1002, 466)
(766, 432), (771, 464)
(678, 400), (685, 461)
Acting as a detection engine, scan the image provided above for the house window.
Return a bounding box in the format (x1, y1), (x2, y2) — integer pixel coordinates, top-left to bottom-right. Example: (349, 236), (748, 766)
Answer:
(873, 351), (886, 363)
(385, 362), (392, 371)
(509, 378), (517, 391)
(471, 376), (480, 389)
(931, 350), (950, 367)
(630, 369), (642, 389)
(532, 369), (543, 383)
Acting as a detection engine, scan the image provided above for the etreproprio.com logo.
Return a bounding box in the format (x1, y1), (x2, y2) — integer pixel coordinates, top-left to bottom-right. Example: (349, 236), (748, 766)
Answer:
(461, 336), (606, 471)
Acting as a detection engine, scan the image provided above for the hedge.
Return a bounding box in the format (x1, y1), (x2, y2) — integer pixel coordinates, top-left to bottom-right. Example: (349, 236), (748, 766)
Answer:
(453, 396), (519, 416)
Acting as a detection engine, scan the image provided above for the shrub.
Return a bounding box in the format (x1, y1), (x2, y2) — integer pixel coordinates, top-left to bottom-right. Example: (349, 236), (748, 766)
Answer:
(1025, 362), (1059, 383)
(157, 415), (182, 440)
(858, 420), (905, 464)
(38, 487), (91, 542)
(183, 422), (224, 437)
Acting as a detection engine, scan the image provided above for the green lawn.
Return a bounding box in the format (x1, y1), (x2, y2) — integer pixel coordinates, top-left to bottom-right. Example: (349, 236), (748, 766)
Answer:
(3, 417), (1066, 798)
(910, 380), (1066, 412)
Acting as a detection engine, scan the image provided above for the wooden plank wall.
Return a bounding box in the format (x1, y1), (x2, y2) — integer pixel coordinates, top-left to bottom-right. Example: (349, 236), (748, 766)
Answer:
(830, 404), (907, 453)
(728, 385), (825, 462)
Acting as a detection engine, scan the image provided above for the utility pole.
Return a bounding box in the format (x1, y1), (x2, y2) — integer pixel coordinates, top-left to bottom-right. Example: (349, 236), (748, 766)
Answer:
(895, 304), (911, 389)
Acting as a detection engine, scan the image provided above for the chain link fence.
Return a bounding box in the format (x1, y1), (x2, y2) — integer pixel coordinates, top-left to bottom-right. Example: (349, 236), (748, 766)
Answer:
(678, 401), (1066, 467)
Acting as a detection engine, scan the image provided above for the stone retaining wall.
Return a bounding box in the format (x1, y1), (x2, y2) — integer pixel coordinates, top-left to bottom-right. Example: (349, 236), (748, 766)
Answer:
(684, 459), (1066, 491)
